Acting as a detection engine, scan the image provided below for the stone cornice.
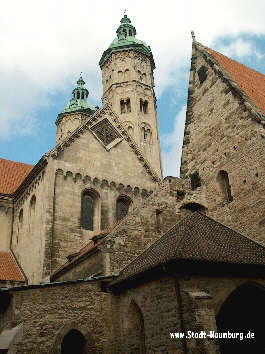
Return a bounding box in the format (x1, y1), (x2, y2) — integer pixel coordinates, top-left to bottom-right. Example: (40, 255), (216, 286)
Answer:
(47, 104), (161, 183)
(194, 41), (265, 126)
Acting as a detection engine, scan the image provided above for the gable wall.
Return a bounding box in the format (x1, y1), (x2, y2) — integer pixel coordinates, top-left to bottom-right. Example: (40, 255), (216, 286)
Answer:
(181, 45), (265, 245)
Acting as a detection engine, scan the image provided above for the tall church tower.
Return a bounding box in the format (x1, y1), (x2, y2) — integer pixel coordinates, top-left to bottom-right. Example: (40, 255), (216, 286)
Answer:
(99, 13), (163, 178)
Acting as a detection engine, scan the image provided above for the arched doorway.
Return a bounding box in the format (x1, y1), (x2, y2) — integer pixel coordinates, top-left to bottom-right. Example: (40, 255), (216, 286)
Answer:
(217, 283), (265, 353)
(61, 329), (86, 354)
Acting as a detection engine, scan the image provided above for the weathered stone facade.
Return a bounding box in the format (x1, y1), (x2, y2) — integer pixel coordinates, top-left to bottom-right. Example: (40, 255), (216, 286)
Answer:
(181, 41), (265, 246)
(1, 14), (265, 353)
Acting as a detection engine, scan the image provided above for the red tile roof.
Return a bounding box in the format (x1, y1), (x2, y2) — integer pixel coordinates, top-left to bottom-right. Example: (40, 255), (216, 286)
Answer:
(0, 158), (34, 195)
(208, 48), (265, 115)
(0, 252), (25, 282)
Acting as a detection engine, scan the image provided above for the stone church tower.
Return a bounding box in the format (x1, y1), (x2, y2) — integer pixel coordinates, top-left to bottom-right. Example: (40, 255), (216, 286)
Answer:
(0, 13), (163, 285)
(99, 14), (162, 177)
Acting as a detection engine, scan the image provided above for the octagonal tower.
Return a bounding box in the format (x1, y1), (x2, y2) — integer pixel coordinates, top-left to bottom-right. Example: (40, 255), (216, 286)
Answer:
(100, 14), (163, 178)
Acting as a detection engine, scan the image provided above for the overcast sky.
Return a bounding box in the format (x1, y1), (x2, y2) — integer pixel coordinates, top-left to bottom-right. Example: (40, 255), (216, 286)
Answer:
(1, 0), (265, 177)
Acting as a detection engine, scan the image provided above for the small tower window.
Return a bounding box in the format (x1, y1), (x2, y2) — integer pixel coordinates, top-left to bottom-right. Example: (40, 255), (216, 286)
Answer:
(77, 91), (80, 99)
(121, 99), (131, 113)
(217, 170), (233, 203)
(129, 29), (132, 36)
(19, 209), (23, 223)
(81, 91), (84, 99)
(120, 100), (126, 114)
(30, 195), (36, 215)
(116, 196), (131, 221)
(190, 171), (201, 190)
(126, 98), (131, 112)
(141, 125), (152, 144)
(198, 65), (208, 84)
(140, 99), (148, 113)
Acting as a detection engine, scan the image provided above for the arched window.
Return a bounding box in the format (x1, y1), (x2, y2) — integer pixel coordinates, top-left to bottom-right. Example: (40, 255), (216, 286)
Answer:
(121, 99), (131, 113)
(217, 170), (233, 202)
(140, 99), (148, 113)
(81, 190), (100, 231)
(120, 99), (126, 114)
(129, 29), (132, 36)
(30, 195), (36, 215)
(81, 91), (84, 99)
(19, 209), (23, 223)
(124, 69), (129, 80)
(126, 98), (131, 112)
(116, 196), (131, 221)
(77, 91), (80, 99)
(141, 124), (152, 144)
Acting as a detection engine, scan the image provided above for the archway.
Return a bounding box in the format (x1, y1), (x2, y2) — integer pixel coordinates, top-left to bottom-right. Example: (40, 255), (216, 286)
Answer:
(52, 324), (96, 354)
(61, 329), (85, 354)
(125, 300), (146, 353)
(217, 282), (265, 353)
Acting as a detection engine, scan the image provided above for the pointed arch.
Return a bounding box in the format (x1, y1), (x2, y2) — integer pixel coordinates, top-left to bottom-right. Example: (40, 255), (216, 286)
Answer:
(217, 282), (265, 353)
(125, 300), (146, 353)
(51, 323), (95, 354)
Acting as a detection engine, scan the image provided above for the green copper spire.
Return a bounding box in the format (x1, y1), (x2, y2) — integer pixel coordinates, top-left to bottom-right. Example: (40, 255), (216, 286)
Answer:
(116, 13), (137, 39)
(56, 75), (96, 125)
(99, 13), (155, 70)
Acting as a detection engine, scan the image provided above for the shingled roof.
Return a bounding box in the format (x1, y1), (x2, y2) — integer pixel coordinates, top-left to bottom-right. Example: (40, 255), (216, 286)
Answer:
(0, 158), (34, 195)
(0, 252), (25, 282)
(208, 47), (265, 115)
(112, 212), (265, 285)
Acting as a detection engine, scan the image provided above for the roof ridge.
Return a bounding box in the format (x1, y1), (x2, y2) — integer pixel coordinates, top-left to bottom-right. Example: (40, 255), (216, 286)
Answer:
(0, 157), (34, 167)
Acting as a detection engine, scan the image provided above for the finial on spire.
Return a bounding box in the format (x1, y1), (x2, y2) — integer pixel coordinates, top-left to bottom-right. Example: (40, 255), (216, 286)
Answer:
(191, 31), (195, 42)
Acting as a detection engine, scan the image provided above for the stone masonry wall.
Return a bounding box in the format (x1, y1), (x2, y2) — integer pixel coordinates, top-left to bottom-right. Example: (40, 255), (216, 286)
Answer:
(117, 276), (183, 353)
(0, 197), (12, 251)
(2, 280), (114, 353)
(51, 166), (151, 273)
(11, 164), (55, 285)
(99, 178), (191, 275)
(181, 44), (265, 246)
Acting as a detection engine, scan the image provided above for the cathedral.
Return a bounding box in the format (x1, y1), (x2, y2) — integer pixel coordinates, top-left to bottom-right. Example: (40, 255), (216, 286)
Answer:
(0, 13), (264, 353)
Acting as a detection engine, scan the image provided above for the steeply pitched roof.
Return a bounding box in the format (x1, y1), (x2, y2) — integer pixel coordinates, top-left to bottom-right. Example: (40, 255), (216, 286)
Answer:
(0, 158), (34, 195)
(112, 212), (265, 285)
(0, 252), (25, 282)
(207, 48), (265, 115)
